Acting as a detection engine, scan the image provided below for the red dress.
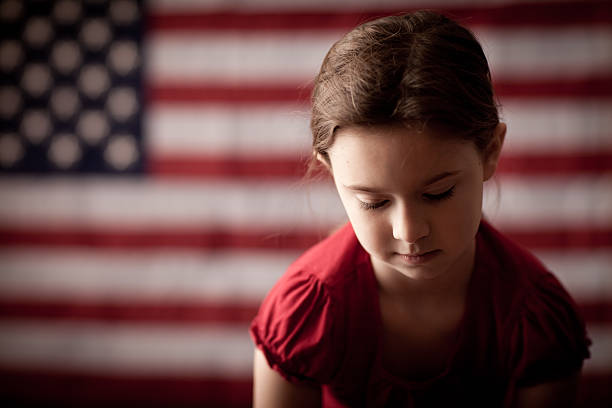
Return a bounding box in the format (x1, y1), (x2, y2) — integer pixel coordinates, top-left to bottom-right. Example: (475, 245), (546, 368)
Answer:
(250, 220), (591, 407)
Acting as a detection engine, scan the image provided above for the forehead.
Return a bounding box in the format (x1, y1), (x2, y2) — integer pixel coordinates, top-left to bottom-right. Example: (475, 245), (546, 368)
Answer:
(328, 124), (480, 187)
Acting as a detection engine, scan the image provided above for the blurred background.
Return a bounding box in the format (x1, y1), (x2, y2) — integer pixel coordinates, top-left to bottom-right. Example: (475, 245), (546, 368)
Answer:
(0, 0), (610, 407)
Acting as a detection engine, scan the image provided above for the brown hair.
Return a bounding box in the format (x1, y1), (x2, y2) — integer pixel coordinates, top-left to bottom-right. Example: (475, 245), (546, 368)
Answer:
(309, 10), (500, 170)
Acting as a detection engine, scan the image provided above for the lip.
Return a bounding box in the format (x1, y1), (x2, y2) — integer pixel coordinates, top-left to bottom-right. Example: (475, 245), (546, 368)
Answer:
(396, 249), (441, 265)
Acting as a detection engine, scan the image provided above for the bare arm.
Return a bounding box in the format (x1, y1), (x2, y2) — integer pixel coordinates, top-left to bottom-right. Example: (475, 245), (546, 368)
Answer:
(253, 348), (322, 408)
(513, 372), (580, 408)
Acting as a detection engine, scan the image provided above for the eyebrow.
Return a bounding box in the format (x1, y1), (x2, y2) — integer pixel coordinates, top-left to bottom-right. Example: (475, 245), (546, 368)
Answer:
(424, 170), (461, 186)
(344, 170), (461, 193)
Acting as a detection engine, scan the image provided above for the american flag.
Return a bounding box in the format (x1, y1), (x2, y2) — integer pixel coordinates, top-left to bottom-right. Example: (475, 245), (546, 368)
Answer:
(0, 0), (610, 406)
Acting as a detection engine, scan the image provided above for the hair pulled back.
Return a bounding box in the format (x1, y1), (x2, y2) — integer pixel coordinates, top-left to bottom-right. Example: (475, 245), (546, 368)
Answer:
(310, 10), (500, 166)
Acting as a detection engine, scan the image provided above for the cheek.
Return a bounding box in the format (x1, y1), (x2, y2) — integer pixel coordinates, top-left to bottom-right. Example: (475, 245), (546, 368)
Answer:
(439, 184), (483, 240)
(338, 194), (389, 250)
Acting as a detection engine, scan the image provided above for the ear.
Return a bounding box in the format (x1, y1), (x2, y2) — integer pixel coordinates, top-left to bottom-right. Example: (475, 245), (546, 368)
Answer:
(483, 122), (506, 181)
(316, 152), (332, 172)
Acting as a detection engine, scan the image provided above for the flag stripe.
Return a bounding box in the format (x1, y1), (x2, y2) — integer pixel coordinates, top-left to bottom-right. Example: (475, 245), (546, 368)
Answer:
(0, 248), (294, 302)
(0, 369), (252, 408)
(147, 152), (612, 179)
(1, 177), (610, 229)
(496, 152), (612, 175)
(0, 300), (258, 324)
(146, 100), (612, 156)
(0, 228), (325, 250)
(147, 1), (612, 31)
(146, 27), (612, 86)
(148, 79), (612, 104)
(148, 156), (310, 179)
(0, 321), (609, 376)
(0, 321), (252, 377)
(0, 369), (610, 408)
(0, 299), (609, 324)
(0, 248), (607, 305)
(1, 227), (611, 250)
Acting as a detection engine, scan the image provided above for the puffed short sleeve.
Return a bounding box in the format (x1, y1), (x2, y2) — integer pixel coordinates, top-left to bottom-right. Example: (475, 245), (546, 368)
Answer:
(508, 271), (591, 387)
(250, 269), (345, 385)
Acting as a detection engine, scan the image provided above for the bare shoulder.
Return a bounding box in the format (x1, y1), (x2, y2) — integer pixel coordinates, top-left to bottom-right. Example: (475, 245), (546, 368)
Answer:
(253, 348), (321, 408)
(513, 372), (580, 408)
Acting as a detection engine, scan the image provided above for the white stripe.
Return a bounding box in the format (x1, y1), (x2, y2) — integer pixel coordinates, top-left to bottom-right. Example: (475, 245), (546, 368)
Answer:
(147, 100), (612, 156)
(1, 176), (610, 229)
(145, 104), (312, 156)
(500, 99), (612, 153)
(584, 325), (612, 374)
(0, 321), (252, 377)
(149, 0), (575, 12)
(535, 250), (612, 301)
(482, 175), (612, 229)
(146, 31), (334, 84)
(0, 248), (608, 304)
(0, 248), (296, 302)
(476, 27), (612, 80)
(0, 320), (607, 376)
(0, 177), (346, 230)
(146, 28), (612, 84)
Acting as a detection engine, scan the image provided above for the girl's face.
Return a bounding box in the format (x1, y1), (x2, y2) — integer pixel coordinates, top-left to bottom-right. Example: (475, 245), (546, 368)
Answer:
(326, 124), (504, 282)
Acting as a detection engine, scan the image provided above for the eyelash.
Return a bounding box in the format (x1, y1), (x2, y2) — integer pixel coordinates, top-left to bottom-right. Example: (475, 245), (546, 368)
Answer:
(424, 186), (455, 202)
(358, 186), (455, 211)
(359, 200), (388, 211)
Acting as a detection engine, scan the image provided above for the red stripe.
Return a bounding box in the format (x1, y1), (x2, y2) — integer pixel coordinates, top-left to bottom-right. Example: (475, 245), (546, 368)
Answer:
(493, 76), (612, 98)
(0, 369), (252, 408)
(497, 152), (612, 175)
(147, 77), (612, 104)
(0, 299), (608, 324)
(577, 372), (612, 408)
(0, 300), (258, 324)
(148, 155), (310, 179)
(0, 227), (611, 250)
(0, 228), (324, 250)
(147, 1), (612, 31)
(147, 83), (312, 104)
(148, 152), (612, 179)
(579, 302), (612, 325)
(0, 369), (609, 408)
(503, 228), (612, 250)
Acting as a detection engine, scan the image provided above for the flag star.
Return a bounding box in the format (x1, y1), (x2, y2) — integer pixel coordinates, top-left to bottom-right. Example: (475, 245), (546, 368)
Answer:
(0, 133), (24, 167)
(107, 87), (138, 122)
(108, 41), (139, 76)
(0, 40), (24, 72)
(21, 63), (53, 97)
(51, 86), (81, 121)
(23, 17), (55, 49)
(109, 0), (140, 26)
(0, 86), (22, 119)
(48, 133), (82, 169)
(77, 110), (109, 145)
(0, 0), (22, 21)
(79, 64), (110, 99)
(53, 0), (82, 25)
(105, 133), (139, 170)
(20, 110), (52, 145)
(51, 40), (82, 75)
(80, 18), (112, 52)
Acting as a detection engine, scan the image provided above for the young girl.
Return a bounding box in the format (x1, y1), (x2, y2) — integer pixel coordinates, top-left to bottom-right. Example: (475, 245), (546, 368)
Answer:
(250, 11), (590, 407)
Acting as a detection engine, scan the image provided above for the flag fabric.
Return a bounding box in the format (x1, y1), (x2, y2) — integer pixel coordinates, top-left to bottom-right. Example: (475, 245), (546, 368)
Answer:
(0, 0), (611, 406)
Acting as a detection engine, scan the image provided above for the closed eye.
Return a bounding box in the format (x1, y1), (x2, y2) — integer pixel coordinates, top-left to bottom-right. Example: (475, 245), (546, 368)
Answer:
(359, 200), (389, 211)
(424, 186), (455, 202)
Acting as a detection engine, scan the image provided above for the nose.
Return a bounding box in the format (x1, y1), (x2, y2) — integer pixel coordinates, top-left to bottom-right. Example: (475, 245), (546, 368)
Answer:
(392, 203), (429, 243)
